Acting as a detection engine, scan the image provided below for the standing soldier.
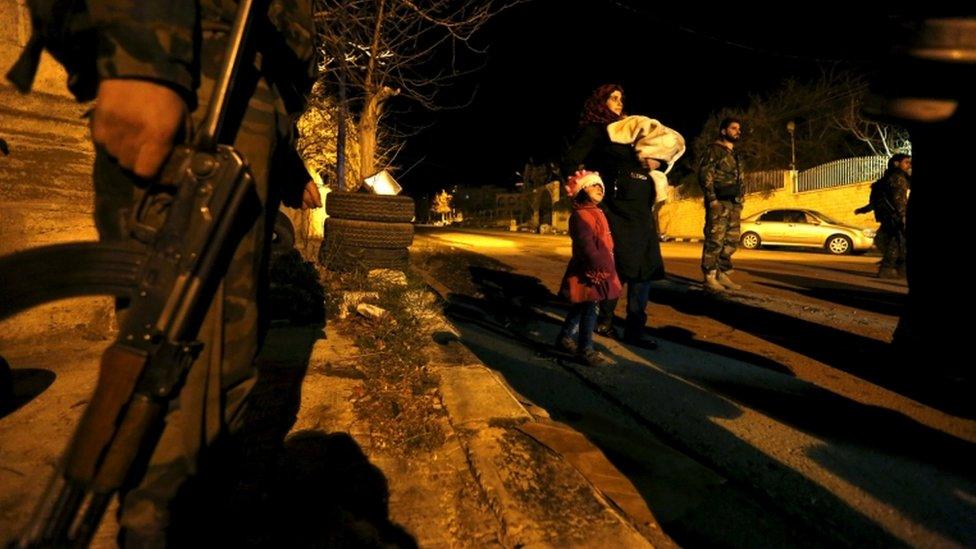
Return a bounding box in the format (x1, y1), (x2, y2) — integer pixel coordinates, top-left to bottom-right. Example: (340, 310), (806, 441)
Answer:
(872, 153), (912, 278)
(6, 0), (320, 544)
(699, 117), (745, 292)
(855, 154), (911, 278)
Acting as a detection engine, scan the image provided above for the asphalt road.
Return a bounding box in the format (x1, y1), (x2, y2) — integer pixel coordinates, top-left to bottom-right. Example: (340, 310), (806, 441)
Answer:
(414, 225), (976, 548)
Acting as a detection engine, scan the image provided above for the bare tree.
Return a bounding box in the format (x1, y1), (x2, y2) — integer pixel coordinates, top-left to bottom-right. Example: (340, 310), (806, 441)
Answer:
(431, 189), (453, 221)
(832, 79), (911, 157)
(312, 0), (518, 182)
(688, 68), (910, 191)
(297, 81), (362, 189)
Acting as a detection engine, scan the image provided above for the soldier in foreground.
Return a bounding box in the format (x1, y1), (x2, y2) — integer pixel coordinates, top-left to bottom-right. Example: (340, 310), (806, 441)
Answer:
(6, 0), (320, 544)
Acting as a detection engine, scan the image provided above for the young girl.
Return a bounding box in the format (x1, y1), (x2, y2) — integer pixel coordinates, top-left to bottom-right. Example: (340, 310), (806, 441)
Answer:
(556, 170), (622, 366)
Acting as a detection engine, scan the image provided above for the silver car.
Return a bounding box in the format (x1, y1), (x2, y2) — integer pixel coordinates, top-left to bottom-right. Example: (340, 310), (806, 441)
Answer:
(739, 209), (875, 255)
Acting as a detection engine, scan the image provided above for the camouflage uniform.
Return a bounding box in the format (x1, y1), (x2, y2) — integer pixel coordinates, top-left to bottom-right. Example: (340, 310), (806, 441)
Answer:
(874, 167), (910, 275)
(855, 180), (891, 256)
(10, 0), (316, 544)
(698, 141), (744, 274)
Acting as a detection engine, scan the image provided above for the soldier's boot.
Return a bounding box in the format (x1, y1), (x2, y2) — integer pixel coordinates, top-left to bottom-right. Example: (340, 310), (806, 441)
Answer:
(703, 270), (726, 292)
(716, 270), (743, 290)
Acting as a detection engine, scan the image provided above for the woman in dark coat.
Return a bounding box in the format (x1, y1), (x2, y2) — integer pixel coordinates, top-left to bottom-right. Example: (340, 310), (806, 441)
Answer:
(561, 84), (665, 347)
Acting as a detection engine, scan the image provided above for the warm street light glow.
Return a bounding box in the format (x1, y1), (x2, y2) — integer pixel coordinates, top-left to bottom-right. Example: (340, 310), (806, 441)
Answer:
(430, 233), (518, 248)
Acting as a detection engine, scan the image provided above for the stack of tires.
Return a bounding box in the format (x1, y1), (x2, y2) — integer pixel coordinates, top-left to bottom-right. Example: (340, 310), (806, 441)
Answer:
(321, 191), (415, 272)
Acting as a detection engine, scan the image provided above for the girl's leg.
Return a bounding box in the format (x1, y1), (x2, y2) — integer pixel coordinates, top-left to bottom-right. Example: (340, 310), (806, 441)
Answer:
(559, 305), (584, 339)
(579, 300), (612, 366)
(557, 304), (584, 352)
(577, 301), (599, 351)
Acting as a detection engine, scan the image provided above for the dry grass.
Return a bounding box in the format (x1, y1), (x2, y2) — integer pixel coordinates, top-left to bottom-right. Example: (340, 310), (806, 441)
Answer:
(323, 267), (447, 455)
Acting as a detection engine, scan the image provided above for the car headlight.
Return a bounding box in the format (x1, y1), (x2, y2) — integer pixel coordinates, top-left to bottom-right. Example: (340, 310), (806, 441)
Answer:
(861, 228), (876, 238)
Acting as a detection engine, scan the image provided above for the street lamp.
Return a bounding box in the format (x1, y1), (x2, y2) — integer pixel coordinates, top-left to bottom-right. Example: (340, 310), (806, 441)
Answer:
(786, 120), (797, 171)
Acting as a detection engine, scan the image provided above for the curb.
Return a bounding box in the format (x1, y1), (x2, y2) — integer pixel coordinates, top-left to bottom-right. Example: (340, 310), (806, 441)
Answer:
(411, 263), (672, 547)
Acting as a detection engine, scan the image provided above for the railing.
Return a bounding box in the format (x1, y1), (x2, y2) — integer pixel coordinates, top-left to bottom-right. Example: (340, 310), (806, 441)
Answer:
(795, 156), (887, 192)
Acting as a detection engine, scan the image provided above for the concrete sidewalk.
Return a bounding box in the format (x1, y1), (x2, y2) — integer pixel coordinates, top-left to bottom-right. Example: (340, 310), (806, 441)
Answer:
(290, 299), (674, 547)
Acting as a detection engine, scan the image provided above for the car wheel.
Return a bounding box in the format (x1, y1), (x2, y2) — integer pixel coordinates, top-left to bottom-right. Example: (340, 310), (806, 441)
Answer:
(826, 234), (852, 255)
(741, 232), (761, 250)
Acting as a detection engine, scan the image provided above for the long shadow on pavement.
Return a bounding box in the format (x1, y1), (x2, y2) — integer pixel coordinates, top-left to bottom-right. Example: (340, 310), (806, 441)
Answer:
(444, 268), (929, 547)
(443, 299), (843, 548)
(467, 269), (975, 464)
(809, 263), (905, 283)
(468, 266), (795, 377)
(655, 274), (973, 418)
(742, 268), (906, 317)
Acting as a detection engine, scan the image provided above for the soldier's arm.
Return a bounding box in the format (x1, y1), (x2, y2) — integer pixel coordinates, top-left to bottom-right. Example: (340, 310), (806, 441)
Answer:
(275, 121), (321, 210)
(699, 146), (720, 204)
(893, 174), (910, 220)
(87, 0), (198, 106)
(87, 0), (197, 178)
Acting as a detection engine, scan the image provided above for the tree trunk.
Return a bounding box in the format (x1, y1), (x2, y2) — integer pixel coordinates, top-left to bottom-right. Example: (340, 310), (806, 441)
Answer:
(337, 69), (347, 189)
(358, 85), (398, 179)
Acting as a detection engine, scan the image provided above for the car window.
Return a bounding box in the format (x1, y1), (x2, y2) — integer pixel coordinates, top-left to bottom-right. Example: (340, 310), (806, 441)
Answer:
(759, 211), (785, 222)
(785, 211), (806, 223)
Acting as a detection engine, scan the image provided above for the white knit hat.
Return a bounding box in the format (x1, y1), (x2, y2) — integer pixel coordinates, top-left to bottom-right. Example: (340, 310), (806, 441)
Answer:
(565, 170), (604, 197)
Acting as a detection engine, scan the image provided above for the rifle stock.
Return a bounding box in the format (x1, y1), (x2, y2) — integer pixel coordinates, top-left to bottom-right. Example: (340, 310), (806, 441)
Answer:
(64, 345), (148, 485)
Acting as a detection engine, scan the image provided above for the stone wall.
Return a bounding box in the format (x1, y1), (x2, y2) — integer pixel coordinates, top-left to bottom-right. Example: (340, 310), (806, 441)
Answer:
(658, 182), (879, 239)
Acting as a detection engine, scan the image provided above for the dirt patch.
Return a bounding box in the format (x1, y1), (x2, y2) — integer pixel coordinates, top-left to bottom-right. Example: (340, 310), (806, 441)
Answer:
(323, 268), (448, 456)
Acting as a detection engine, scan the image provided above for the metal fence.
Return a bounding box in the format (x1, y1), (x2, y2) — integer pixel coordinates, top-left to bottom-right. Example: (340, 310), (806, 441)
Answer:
(795, 156), (887, 193)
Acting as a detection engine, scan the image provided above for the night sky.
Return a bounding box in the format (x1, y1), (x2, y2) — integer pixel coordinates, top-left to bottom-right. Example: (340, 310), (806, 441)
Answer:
(392, 1), (902, 197)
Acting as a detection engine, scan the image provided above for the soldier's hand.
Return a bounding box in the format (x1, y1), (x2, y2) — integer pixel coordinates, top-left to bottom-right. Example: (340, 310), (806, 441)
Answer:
(91, 79), (187, 179)
(301, 180), (322, 209)
(708, 200), (721, 212)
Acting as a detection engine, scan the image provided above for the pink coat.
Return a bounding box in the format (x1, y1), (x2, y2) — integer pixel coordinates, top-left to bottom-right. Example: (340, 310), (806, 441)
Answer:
(559, 203), (622, 303)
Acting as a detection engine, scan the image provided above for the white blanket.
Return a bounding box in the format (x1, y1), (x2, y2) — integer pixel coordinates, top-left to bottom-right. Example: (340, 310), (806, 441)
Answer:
(607, 115), (686, 203)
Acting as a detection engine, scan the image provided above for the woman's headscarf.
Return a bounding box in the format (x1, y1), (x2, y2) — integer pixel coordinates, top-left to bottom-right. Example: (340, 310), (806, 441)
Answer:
(579, 84), (625, 127)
